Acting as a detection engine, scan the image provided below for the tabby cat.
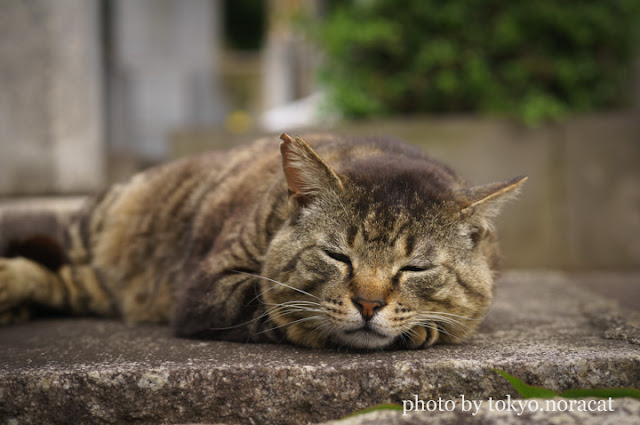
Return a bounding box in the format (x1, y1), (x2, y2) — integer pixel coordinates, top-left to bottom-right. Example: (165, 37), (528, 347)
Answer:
(0, 133), (526, 349)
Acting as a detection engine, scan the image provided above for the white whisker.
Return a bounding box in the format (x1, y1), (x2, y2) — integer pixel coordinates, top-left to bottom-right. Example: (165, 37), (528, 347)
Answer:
(413, 319), (463, 341)
(207, 309), (272, 331)
(255, 315), (322, 336)
(304, 319), (334, 346)
(414, 317), (472, 330)
(231, 269), (321, 300)
(415, 311), (476, 320)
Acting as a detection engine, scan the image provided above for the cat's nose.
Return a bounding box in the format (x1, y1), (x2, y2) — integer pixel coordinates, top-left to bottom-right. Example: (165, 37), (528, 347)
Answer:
(351, 296), (386, 321)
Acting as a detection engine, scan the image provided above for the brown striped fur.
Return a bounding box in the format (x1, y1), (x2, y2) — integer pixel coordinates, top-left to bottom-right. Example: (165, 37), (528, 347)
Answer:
(0, 134), (526, 349)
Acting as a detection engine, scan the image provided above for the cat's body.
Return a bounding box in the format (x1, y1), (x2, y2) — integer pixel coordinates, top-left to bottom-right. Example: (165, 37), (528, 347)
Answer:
(0, 134), (525, 349)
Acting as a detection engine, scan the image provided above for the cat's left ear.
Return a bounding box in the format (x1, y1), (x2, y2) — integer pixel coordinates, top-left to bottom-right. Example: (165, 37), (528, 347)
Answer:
(279, 133), (344, 207)
(459, 175), (528, 219)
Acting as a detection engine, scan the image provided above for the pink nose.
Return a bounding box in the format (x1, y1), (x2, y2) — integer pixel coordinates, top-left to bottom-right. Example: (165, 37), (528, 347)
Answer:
(351, 296), (386, 321)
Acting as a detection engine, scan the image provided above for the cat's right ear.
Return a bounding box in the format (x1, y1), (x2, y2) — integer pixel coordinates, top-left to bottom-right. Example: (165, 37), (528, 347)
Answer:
(279, 133), (344, 207)
(459, 175), (528, 219)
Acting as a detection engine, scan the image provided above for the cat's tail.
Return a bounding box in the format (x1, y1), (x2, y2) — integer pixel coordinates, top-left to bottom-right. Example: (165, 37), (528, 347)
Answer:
(0, 202), (115, 323)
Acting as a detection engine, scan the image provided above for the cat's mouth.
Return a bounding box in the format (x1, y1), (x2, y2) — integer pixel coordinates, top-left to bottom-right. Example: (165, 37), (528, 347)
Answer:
(343, 323), (388, 338)
(336, 323), (396, 349)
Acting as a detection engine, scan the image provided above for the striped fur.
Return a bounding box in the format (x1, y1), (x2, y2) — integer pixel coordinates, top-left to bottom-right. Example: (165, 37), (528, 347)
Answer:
(0, 134), (526, 349)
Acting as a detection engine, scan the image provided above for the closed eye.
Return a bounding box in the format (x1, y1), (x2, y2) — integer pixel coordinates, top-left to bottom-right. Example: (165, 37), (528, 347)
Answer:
(322, 249), (352, 266)
(399, 264), (435, 273)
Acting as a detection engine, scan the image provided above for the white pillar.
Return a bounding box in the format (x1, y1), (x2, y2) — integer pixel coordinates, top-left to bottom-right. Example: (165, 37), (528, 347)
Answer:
(0, 0), (105, 195)
(109, 0), (226, 161)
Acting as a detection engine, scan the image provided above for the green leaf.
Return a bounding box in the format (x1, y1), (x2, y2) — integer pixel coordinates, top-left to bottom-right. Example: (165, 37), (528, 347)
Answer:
(493, 369), (559, 399)
(494, 369), (640, 400)
(561, 388), (640, 399)
(342, 403), (403, 419)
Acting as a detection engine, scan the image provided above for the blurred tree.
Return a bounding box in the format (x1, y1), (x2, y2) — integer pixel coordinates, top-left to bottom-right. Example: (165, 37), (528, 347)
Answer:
(314, 0), (640, 125)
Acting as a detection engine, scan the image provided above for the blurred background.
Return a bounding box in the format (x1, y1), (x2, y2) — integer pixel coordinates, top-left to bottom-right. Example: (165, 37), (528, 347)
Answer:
(0, 0), (639, 277)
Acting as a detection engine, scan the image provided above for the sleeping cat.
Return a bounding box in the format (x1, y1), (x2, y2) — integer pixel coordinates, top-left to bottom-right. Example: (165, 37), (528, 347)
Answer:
(0, 133), (526, 350)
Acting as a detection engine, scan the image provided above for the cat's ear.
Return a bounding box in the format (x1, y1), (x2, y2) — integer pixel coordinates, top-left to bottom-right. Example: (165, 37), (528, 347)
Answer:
(459, 175), (528, 219)
(279, 133), (344, 207)
(457, 175), (527, 246)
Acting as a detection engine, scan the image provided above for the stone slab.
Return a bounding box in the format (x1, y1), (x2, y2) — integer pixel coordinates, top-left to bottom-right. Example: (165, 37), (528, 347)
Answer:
(1, 272), (639, 424)
(0, 197), (85, 254)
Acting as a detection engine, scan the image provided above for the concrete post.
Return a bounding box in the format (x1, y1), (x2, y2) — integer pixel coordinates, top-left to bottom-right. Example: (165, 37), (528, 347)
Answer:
(261, 0), (320, 112)
(108, 0), (226, 162)
(0, 0), (105, 195)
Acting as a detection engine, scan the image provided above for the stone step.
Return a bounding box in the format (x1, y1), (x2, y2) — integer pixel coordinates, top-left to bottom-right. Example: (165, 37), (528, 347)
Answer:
(0, 197), (85, 253)
(1, 272), (639, 424)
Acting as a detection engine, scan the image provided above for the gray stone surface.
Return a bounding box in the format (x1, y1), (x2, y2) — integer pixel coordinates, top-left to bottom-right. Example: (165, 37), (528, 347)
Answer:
(573, 272), (640, 313)
(1, 272), (639, 424)
(0, 197), (85, 254)
(108, 0), (226, 161)
(0, 0), (105, 195)
(564, 114), (640, 269)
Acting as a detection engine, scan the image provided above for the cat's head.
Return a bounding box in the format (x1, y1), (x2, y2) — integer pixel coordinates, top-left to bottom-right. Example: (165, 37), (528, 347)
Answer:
(262, 134), (526, 350)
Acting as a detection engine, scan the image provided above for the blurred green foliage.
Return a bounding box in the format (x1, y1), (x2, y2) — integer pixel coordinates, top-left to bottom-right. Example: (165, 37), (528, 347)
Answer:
(315, 0), (640, 125)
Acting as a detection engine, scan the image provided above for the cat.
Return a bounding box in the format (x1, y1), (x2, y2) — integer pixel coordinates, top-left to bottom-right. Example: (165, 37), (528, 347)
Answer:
(0, 133), (526, 350)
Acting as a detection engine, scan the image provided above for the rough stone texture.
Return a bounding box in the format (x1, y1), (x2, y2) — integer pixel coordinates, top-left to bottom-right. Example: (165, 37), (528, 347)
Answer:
(1, 272), (639, 425)
(573, 272), (640, 313)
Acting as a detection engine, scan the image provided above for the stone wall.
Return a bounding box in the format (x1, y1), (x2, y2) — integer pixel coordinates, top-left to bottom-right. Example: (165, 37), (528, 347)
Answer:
(107, 0), (226, 162)
(0, 0), (226, 194)
(0, 0), (105, 195)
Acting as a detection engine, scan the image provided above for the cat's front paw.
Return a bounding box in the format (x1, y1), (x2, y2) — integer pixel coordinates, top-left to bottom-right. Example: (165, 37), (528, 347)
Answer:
(0, 306), (32, 325)
(0, 258), (36, 315)
(406, 324), (439, 349)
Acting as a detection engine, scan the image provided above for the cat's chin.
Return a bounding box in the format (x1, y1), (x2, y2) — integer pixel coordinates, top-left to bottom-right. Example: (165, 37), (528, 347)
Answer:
(333, 327), (396, 350)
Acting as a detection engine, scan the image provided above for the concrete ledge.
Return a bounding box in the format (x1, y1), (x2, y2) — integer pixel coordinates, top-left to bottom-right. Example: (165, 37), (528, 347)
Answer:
(0, 197), (85, 253)
(1, 272), (639, 424)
